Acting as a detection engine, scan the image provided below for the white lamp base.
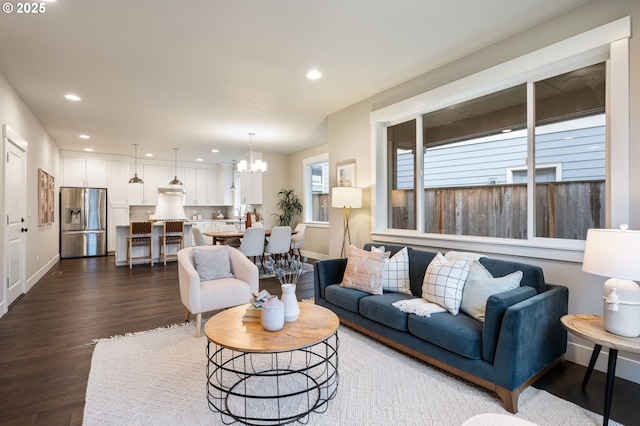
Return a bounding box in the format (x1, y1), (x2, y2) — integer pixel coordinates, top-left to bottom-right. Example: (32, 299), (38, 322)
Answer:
(603, 278), (640, 337)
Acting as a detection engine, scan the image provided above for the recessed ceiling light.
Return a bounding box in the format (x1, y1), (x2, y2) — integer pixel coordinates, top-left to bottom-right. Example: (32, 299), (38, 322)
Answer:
(79, 134), (90, 139)
(64, 94), (81, 101)
(211, 149), (219, 153)
(306, 69), (322, 80)
(196, 158), (203, 162)
(145, 153), (153, 157)
(502, 129), (512, 133)
(84, 148), (93, 152)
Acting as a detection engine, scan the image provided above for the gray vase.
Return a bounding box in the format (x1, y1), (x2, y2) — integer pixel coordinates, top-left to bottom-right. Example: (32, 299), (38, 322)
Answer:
(261, 295), (284, 331)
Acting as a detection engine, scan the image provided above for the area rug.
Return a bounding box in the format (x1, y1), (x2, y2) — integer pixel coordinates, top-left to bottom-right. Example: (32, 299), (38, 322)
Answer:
(84, 323), (618, 426)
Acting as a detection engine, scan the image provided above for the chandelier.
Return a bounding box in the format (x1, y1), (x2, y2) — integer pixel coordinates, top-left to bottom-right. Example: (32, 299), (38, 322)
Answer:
(237, 132), (267, 173)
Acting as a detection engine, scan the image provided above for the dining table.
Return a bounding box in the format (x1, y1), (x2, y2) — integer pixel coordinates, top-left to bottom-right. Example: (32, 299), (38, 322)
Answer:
(203, 228), (296, 245)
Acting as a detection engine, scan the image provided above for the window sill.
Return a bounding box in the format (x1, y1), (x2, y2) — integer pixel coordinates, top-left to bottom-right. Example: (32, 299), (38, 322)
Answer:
(370, 230), (585, 263)
(302, 221), (329, 229)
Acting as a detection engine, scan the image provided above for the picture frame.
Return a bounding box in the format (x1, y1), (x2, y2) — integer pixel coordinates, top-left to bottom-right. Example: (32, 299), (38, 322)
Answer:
(38, 168), (55, 225)
(337, 161), (356, 187)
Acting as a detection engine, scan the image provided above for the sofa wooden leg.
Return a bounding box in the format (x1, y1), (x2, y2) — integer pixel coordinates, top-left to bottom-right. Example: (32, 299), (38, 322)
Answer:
(496, 386), (519, 414)
(184, 309), (191, 322)
(195, 313), (202, 338)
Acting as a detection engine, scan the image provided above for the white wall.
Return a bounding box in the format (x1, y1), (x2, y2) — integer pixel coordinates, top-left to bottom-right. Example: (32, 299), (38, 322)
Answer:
(326, 0), (640, 382)
(0, 71), (60, 313)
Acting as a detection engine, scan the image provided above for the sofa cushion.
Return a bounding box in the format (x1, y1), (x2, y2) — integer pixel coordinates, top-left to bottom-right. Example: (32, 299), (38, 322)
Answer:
(422, 253), (470, 315)
(371, 246), (412, 294)
(340, 245), (389, 295)
(460, 271), (523, 322)
(325, 284), (370, 314)
(359, 293), (414, 331)
(408, 312), (484, 360)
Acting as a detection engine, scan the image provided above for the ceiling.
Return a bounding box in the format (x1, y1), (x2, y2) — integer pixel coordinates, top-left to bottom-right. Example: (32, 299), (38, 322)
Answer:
(0, 0), (588, 164)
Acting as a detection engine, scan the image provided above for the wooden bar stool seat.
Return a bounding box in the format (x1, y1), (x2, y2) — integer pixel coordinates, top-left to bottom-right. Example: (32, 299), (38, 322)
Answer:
(160, 220), (185, 265)
(127, 221), (153, 268)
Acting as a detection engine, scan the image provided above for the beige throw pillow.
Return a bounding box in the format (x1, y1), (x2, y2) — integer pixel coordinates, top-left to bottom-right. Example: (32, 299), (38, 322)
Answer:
(340, 245), (390, 295)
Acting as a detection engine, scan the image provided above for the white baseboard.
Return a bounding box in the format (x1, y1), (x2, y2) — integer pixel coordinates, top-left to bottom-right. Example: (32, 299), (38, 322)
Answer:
(567, 341), (640, 384)
(27, 254), (60, 292)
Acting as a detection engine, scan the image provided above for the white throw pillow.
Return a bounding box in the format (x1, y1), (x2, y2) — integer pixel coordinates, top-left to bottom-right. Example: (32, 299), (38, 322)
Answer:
(192, 246), (234, 281)
(466, 260), (492, 283)
(422, 253), (470, 315)
(460, 271), (523, 322)
(371, 246), (412, 295)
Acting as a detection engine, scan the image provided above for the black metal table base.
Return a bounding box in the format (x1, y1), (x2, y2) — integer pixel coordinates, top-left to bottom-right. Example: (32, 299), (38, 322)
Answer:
(581, 344), (618, 426)
(206, 332), (339, 425)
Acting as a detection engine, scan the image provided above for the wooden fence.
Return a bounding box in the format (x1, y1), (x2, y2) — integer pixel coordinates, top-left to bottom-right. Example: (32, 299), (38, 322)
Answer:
(392, 180), (604, 240)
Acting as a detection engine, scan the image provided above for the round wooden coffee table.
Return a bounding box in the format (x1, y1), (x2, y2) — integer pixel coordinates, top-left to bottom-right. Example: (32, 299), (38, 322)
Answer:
(204, 302), (340, 425)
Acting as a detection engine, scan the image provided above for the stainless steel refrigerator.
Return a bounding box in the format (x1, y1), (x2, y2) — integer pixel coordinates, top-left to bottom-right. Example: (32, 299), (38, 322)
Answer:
(60, 187), (107, 258)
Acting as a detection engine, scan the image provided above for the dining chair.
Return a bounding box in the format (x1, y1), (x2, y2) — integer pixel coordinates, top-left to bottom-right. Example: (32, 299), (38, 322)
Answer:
(264, 226), (292, 264)
(192, 227), (210, 246)
(290, 223), (307, 257)
(219, 224), (241, 247)
(159, 220), (184, 265)
(127, 221), (153, 268)
(238, 226), (266, 270)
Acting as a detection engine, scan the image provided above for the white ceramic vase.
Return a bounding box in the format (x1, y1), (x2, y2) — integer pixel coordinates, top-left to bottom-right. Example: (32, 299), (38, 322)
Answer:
(261, 295), (284, 331)
(281, 284), (300, 322)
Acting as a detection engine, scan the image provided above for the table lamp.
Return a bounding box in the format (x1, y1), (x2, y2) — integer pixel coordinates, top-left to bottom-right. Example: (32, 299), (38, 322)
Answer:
(332, 187), (362, 257)
(582, 225), (640, 337)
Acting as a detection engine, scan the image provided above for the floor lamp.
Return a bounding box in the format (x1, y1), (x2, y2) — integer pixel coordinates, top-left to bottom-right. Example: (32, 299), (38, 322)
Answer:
(332, 187), (363, 257)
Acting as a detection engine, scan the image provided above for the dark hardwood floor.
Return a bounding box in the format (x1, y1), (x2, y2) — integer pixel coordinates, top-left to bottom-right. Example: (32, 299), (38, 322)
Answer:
(0, 255), (638, 425)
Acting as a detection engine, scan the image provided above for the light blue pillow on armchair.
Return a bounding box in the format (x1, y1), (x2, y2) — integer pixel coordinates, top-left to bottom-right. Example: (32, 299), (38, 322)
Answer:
(192, 246), (235, 281)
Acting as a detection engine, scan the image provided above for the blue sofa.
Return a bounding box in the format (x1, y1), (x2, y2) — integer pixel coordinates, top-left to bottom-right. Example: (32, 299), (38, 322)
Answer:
(314, 243), (568, 413)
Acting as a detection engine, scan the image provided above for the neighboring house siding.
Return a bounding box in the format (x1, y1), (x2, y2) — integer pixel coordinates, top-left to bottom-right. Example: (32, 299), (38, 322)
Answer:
(396, 116), (605, 190)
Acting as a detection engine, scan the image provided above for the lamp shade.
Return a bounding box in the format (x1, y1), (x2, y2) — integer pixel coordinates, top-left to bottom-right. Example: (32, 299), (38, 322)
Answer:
(582, 227), (640, 281)
(332, 187), (362, 208)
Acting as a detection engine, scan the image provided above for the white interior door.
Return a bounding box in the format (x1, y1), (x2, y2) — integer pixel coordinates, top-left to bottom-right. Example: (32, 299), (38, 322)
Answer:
(4, 126), (28, 311)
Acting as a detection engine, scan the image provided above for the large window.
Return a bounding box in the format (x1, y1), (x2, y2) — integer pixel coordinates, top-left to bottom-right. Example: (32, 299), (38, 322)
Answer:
(303, 155), (329, 223)
(385, 62), (607, 241)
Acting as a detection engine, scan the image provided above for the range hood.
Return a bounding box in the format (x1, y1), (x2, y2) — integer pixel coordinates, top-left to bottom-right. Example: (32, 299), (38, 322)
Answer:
(154, 186), (186, 220)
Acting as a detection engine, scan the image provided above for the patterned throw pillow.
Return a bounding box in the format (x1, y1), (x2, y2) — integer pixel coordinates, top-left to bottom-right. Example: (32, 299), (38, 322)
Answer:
(340, 245), (390, 295)
(460, 271), (523, 322)
(371, 246), (411, 294)
(192, 246), (235, 281)
(422, 252), (470, 315)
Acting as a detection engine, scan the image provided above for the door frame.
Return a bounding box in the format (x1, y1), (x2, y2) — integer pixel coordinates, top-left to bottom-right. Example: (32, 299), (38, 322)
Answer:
(2, 125), (28, 317)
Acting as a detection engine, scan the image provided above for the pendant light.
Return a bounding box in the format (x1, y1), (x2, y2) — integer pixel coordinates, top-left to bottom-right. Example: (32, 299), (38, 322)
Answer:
(237, 132), (267, 173)
(230, 160), (237, 190)
(169, 148), (182, 186)
(128, 144), (143, 184)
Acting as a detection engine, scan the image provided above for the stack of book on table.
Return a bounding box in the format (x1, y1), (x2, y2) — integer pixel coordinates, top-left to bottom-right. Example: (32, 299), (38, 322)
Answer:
(242, 305), (262, 323)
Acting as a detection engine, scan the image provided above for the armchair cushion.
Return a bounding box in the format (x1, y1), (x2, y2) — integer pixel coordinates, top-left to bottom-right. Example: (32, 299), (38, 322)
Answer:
(192, 245), (234, 281)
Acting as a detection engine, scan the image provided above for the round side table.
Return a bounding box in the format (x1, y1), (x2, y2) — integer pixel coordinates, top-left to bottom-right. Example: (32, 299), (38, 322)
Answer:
(561, 314), (640, 426)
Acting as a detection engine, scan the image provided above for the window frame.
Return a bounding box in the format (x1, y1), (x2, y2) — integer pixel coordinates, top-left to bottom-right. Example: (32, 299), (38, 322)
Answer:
(370, 17), (630, 262)
(302, 153), (330, 225)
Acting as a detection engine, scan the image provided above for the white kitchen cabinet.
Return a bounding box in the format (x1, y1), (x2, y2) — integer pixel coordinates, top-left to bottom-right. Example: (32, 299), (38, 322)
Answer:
(206, 169), (219, 205)
(196, 168), (208, 205)
(107, 161), (129, 205)
(142, 164), (173, 205)
(240, 171), (262, 205)
(61, 156), (108, 188)
(219, 166), (234, 206)
(181, 167), (197, 205)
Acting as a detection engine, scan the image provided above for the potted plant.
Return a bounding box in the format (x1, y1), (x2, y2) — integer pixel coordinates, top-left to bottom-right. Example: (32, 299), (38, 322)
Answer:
(274, 188), (303, 226)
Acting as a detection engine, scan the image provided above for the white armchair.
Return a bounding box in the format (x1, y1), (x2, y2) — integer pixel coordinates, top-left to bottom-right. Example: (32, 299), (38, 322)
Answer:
(177, 245), (259, 337)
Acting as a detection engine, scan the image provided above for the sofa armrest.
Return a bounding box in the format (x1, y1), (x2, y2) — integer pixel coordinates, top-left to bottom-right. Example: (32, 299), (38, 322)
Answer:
(229, 247), (260, 296)
(314, 258), (347, 300)
(177, 249), (202, 314)
(483, 286), (537, 362)
(492, 284), (569, 390)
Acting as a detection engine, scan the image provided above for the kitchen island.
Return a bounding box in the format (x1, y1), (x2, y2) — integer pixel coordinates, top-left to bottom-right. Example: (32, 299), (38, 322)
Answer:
(114, 222), (193, 266)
